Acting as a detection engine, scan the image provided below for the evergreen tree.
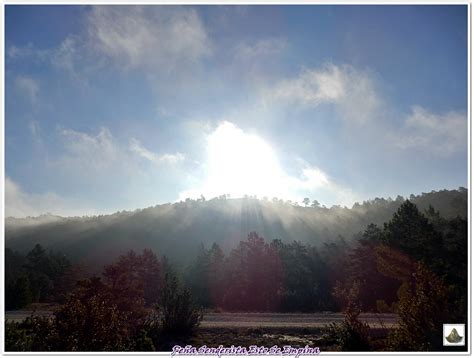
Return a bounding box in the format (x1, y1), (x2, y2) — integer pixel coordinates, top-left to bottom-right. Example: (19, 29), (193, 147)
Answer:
(185, 244), (211, 307)
(13, 274), (33, 309)
(208, 243), (225, 308)
(383, 201), (442, 266)
(159, 259), (202, 336)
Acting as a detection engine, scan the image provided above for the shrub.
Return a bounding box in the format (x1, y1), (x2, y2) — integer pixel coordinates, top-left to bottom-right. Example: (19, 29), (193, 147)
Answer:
(54, 287), (129, 350)
(388, 263), (451, 351)
(5, 321), (32, 351)
(6, 278), (156, 352)
(5, 315), (58, 351)
(329, 281), (371, 351)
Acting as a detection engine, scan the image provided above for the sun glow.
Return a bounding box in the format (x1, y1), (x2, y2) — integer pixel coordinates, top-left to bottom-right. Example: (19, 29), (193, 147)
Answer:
(179, 121), (343, 204)
(204, 121), (287, 199)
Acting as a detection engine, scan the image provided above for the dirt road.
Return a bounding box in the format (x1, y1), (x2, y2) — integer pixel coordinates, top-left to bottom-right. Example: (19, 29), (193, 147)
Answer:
(5, 311), (397, 329)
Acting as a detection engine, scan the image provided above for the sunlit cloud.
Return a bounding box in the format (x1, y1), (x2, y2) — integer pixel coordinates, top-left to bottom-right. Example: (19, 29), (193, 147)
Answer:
(267, 63), (381, 124)
(394, 106), (467, 155)
(179, 121), (359, 207)
(56, 127), (185, 178)
(130, 138), (185, 164)
(294, 167), (330, 190)
(268, 63), (467, 159)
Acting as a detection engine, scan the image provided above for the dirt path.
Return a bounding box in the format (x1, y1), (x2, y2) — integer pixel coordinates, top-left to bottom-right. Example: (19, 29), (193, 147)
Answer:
(5, 311), (397, 328)
(200, 312), (397, 328)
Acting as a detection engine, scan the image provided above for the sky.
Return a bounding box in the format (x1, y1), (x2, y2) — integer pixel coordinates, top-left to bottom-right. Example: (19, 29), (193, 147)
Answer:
(5, 5), (468, 217)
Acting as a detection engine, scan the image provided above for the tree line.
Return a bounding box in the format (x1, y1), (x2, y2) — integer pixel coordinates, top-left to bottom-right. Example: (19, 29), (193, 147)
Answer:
(5, 199), (468, 351)
(185, 201), (466, 316)
(5, 188), (467, 271)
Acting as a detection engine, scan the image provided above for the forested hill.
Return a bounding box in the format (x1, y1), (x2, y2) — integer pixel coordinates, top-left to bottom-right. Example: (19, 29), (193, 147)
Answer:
(5, 188), (467, 270)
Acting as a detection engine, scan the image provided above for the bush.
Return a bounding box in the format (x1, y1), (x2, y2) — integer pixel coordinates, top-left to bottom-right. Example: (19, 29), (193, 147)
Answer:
(329, 281), (371, 351)
(8, 277), (155, 352)
(388, 263), (451, 351)
(5, 321), (32, 351)
(5, 315), (57, 351)
(53, 280), (131, 351)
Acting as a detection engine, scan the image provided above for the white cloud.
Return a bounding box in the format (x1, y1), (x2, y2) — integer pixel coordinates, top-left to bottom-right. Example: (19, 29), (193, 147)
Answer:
(86, 6), (211, 72)
(268, 64), (466, 158)
(49, 36), (93, 84)
(56, 127), (184, 178)
(60, 127), (120, 172)
(159, 152), (186, 164)
(55, 126), (142, 185)
(268, 63), (381, 124)
(293, 167), (330, 190)
(272, 65), (344, 104)
(9, 36), (95, 87)
(50, 37), (77, 72)
(289, 160), (360, 207)
(5, 177), (95, 218)
(7, 6), (211, 81)
(7, 44), (36, 60)
(129, 138), (185, 164)
(395, 106), (467, 155)
(14, 75), (40, 104)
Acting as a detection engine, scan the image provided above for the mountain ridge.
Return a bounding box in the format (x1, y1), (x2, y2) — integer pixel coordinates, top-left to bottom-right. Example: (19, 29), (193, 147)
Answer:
(5, 188), (467, 271)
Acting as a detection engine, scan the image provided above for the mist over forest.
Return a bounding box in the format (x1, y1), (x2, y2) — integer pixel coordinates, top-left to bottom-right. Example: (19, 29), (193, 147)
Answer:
(5, 188), (467, 271)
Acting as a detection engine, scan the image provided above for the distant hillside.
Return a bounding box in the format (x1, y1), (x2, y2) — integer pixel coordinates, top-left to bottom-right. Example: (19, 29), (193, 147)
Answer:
(5, 188), (467, 271)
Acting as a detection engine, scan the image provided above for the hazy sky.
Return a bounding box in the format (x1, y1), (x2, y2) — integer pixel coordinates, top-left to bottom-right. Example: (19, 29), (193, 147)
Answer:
(5, 5), (468, 217)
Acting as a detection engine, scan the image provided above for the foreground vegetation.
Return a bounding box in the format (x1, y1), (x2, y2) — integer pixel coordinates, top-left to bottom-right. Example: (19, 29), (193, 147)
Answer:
(6, 250), (201, 351)
(5, 198), (467, 351)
